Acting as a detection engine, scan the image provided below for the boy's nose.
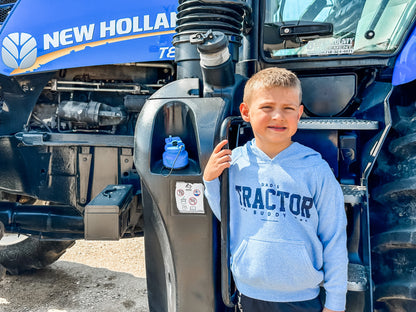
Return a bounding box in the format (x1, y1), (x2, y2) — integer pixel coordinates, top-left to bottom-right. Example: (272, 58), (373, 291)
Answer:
(272, 109), (284, 120)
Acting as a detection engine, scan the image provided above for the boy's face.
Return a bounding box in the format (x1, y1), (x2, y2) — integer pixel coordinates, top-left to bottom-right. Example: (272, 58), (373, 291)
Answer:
(240, 86), (303, 157)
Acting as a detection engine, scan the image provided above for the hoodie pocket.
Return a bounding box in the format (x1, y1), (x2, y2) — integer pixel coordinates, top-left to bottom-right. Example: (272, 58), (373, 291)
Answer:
(232, 238), (322, 292)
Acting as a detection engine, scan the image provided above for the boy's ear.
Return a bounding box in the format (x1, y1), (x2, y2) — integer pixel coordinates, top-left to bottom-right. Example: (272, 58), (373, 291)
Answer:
(298, 104), (304, 120)
(240, 102), (250, 122)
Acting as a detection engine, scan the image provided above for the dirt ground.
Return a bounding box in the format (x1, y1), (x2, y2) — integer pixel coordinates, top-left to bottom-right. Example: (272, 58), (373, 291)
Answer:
(0, 237), (149, 312)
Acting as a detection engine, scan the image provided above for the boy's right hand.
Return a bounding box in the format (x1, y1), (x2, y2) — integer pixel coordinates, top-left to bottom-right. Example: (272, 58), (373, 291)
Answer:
(203, 139), (232, 181)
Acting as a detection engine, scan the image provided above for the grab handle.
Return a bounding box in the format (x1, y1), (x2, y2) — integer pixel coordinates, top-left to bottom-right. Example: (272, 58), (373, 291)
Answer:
(219, 116), (242, 308)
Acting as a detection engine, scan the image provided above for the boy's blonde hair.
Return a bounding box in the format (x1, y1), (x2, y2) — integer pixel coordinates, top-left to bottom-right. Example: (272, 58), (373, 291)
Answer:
(243, 67), (302, 103)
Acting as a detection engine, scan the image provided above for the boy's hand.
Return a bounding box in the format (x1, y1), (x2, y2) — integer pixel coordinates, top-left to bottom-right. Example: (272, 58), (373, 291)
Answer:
(203, 140), (232, 181)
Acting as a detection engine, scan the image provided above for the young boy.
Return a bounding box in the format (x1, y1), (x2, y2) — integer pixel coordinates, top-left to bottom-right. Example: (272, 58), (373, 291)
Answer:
(203, 67), (348, 312)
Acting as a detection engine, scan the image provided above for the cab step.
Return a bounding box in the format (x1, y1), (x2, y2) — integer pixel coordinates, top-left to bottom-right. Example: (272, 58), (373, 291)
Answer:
(348, 263), (368, 292)
(298, 118), (378, 130)
(341, 184), (366, 204)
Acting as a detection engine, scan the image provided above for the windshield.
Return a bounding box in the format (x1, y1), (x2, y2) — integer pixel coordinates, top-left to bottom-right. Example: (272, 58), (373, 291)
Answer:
(264, 0), (416, 59)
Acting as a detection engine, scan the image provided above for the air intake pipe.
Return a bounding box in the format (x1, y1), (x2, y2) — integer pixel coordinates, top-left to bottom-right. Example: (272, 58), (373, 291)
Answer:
(191, 30), (234, 88)
(173, 0), (250, 81)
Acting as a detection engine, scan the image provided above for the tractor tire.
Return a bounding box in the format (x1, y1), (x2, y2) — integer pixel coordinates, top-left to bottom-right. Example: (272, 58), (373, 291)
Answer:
(0, 235), (75, 275)
(370, 87), (416, 311)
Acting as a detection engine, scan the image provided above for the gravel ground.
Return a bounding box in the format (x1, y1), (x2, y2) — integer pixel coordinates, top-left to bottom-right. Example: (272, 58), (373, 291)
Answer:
(59, 237), (146, 278)
(0, 237), (149, 312)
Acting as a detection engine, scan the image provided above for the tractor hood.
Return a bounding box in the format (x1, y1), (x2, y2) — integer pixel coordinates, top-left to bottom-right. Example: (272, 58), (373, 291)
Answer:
(0, 0), (177, 76)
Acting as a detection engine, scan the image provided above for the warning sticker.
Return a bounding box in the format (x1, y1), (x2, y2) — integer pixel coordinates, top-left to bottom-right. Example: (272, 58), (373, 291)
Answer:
(175, 182), (205, 214)
(306, 37), (354, 56)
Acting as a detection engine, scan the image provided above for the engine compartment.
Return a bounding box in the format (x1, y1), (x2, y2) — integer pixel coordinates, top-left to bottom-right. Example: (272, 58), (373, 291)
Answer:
(26, 63), (174, 134)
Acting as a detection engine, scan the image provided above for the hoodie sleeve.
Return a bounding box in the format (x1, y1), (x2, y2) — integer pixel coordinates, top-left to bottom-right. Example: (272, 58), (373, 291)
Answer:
(314, 163), (348, 311)
(203, 177), (221, 221)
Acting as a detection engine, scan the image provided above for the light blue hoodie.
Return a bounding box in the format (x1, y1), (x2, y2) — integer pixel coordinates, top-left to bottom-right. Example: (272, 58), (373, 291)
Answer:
(204, 139), (348, 311)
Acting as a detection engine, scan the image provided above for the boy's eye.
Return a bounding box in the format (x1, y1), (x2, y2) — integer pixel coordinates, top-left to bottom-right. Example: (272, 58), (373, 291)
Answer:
(285, 106), (295, 110)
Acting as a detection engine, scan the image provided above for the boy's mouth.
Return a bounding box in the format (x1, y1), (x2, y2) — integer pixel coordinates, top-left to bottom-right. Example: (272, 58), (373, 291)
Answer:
(268, 126), (287, 131)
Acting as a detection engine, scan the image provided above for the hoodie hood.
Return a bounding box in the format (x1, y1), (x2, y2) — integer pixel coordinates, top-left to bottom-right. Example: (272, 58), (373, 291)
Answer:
(232, 139), (325, 169)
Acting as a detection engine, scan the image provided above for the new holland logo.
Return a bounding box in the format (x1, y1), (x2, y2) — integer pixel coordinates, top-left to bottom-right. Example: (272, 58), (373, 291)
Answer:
(1, 32), (37, 69)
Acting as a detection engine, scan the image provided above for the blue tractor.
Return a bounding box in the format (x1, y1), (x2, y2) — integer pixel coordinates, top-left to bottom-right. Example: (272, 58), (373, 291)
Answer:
(0, 1), (415, 311)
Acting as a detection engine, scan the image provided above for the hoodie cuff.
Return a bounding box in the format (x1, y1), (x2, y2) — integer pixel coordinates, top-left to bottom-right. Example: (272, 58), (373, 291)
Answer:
(203, 177), (220, 195)
(203, 178), (221, 220)
(325, 291), (346, 311)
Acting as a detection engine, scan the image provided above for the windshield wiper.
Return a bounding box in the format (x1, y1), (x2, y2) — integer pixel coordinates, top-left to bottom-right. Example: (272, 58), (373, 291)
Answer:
(369, 0), (389, 32)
